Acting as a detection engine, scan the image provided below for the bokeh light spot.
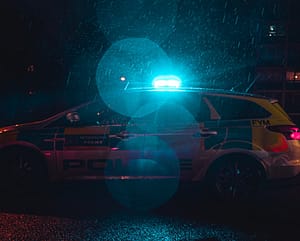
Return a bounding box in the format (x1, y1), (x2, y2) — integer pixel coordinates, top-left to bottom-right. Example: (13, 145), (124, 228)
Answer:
(96, 38), (174, 117)
(105, 135), (180, 211)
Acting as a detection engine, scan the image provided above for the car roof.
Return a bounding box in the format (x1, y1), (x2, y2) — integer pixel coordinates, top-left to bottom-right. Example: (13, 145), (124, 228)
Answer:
(122, 87), (272, 100)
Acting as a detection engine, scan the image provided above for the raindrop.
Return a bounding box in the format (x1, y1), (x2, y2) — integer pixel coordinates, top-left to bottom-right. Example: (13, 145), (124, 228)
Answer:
(247, 72), (251, 82)
(261, 7), (265, 17)
(273, 4), (277, 15)
(235, 15), (239, 25)
(222, 14), (226, 23)
(66, 71), (71, 87)
(256, 23), (260, 32)
(96, 0), (178, 43)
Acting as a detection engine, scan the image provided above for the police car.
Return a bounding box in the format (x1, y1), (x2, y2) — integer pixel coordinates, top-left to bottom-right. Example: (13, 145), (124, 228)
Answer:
(1, 76), (300, 200)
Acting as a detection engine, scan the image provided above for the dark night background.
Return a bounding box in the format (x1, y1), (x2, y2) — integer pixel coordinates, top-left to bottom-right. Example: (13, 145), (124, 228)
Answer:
(1, 0), (300, 126)
(2, 2), (300, 240)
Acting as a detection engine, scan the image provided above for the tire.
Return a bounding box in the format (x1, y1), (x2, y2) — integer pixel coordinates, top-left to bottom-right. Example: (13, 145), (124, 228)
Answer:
(207, 155), (265, 202)
(0, 146), (48, 194)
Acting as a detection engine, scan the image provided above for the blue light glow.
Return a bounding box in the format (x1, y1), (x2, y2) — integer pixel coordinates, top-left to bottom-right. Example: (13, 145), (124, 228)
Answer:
(96, 38), (174, 117)
(152, 75), (181, 89)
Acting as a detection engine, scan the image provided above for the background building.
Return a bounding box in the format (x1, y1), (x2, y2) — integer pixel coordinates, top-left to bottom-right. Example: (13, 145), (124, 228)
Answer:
(253, 0), (300, 125)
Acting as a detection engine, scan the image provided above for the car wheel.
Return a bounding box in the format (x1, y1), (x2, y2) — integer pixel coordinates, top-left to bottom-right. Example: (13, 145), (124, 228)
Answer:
(207, 155), (265, 202)
(0, 146), (48, 194)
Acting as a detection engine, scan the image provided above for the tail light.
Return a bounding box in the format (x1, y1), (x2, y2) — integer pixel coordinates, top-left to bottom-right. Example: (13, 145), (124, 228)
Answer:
(267, 125), (300, 140)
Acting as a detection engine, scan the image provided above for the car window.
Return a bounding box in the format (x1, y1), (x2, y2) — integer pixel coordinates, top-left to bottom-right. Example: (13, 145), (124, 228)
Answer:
(130, 92), (212, 127)
(182, 93), (211, 122)
(76, 102), (130, 126)
(206, 95), (271, 120)
(47, 102), (129, 127)
(47, 93), (214, 128)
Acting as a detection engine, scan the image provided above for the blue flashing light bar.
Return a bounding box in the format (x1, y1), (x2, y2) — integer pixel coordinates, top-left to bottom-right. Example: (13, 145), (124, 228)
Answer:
(152, 75), (181, 89)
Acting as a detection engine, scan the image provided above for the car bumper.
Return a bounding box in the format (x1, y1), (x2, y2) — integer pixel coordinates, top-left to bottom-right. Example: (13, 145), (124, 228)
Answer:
(268, 159), (300, 179)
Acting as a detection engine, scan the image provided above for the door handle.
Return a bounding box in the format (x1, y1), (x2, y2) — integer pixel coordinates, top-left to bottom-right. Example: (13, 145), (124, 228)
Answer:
(110, 131), (135, 139)
(193, 129), (218, 138)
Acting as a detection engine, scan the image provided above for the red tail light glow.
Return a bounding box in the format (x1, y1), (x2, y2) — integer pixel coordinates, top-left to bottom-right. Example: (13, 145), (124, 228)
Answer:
(264, 135), (289, 153)
(291, 131), (300, 140)
(267, 125), (300, 140)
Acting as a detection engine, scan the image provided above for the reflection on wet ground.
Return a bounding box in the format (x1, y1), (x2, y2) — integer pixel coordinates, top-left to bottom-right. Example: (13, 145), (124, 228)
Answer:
(0, 179), (300, 241)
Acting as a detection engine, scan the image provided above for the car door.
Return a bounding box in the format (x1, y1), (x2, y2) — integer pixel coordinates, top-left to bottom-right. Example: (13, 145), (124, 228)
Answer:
(61, 125), (111, 179)
(136, 92), (227, 181)
(54, 102), (113, 179)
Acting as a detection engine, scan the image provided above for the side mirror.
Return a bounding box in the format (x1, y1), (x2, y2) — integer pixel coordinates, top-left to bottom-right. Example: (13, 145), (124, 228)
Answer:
(66, 112), (80, 123)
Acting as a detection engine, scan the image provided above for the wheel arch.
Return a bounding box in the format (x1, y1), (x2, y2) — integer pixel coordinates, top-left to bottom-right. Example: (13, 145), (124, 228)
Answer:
(0, 141), (42, 152)
(0, 141), (49, 177)
(205, 152), (267, 180)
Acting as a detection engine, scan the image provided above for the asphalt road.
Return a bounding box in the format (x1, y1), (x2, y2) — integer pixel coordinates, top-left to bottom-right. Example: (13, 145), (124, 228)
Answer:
(0, 178), (300, 241)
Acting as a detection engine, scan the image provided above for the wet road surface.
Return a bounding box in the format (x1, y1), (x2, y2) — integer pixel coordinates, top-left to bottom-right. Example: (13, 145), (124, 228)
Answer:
(0, 179), (300, 241)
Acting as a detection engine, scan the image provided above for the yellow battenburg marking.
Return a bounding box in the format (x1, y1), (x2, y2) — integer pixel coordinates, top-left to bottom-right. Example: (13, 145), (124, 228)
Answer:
(251, 119), (290, 152)
(252, 125), (281, 151)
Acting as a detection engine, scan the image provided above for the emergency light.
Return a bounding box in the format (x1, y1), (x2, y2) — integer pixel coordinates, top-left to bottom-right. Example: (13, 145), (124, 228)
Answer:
(152, 75), (181, 89)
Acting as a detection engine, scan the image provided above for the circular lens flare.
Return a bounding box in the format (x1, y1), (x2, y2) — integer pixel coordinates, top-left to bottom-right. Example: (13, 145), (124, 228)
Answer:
(105, 135), (180, 211)
(96, 38), (173, 117)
